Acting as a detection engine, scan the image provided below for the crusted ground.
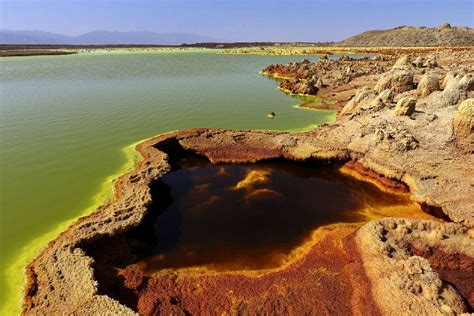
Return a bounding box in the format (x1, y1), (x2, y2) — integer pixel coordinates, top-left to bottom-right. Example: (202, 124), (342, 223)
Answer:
(22, 49), (473, 315)
(357, 218), (473, 314)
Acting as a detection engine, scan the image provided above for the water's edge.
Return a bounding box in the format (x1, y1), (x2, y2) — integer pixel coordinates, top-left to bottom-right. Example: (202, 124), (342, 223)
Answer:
(0, 51), (339, 314)
(1, 120), (337, 314)
(1, 141), (142, 314)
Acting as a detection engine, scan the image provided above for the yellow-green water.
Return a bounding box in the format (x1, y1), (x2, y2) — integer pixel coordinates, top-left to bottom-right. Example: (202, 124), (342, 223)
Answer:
(0, 51), (338, 314)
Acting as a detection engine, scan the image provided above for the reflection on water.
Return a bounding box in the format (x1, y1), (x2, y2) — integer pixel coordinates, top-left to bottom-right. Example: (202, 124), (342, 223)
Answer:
(135, 161), (417, 273)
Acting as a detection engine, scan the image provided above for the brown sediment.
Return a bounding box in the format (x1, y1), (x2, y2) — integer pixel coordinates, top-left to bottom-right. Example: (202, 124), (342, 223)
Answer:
(0, 49), (77, 57)
(95, 224), (382, 315)
(80, 155), (435, 314)
(22, 49), (474, 315)
(298, 100), (341, 111)
(340, 160), (408, 194)
(420, 204), (453, 222)
(409, 244), (474, 309)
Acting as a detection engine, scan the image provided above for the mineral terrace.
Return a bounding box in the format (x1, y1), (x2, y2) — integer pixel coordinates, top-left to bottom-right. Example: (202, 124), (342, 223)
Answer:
(23, 48), (473, 315)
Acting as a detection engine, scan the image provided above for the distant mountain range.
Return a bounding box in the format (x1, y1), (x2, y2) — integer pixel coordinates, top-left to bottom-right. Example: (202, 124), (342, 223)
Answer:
(0, 30), (220, 45)
(2, 24), (473, 46)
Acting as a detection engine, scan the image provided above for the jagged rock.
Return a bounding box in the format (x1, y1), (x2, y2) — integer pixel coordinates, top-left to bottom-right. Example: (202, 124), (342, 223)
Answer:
(362, 97), (386, 112)
(442, 71), (456, 88)
(375, 70), (414, 93)
(261, 56), (389, 101)
(279, 78), (319, 95)
(315, 78), (324, 89)
(341, 87), (376, 115)
(357, 218), (472, 315)
(339, 55), (353, 62)
(374, 124), (419, 151)
(303, 78), (319, 95)
(378, 89), (394, 105)
(342, 88), (394, 116)
(392, 55), (412, 70)
(462, 73), (474, 91)
(417, 74), (440, 97)
(412, 56), (424, 68)
(345, 66), (352, 75)
(438, 73), (474, 106)
(394, 97), (416, 116)
(424, 55), (438, 68)
(452, 98), (474, 152)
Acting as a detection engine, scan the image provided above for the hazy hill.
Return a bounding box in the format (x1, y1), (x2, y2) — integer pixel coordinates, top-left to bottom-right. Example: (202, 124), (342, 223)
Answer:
(339, 24), (474, 47)
(2, 24), (473, 47)
(0, 30), (219, 45)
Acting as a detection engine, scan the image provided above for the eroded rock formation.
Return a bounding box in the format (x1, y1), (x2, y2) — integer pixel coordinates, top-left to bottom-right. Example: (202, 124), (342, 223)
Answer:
(261, 56), (391, 108)
(453, 98), (474, 152)
(417, 73), (440, 97)
(357, 218), (473, 314)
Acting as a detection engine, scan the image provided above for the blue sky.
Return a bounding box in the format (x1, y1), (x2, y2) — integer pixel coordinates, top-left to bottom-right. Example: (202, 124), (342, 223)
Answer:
(1, 0), (473, 41)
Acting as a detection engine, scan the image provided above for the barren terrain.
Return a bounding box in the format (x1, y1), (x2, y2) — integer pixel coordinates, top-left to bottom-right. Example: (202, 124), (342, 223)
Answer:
(22, 48), (474, 315)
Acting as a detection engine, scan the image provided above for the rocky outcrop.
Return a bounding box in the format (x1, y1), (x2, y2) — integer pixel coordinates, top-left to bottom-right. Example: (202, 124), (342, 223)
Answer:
(413, 56), (424, 68)
(394, 96), (416, 116)
(438, 72), (474, 106)
(425, 55), (438, 68)
(340, 88), (395, 117)
(356, 218), (473, 314)
(392, 55), (412, 70)
(453, 98), (474, 152)
(375, 69), (414, 93)
(22, 125), (473, 315)
(417, 73), (440, 97)
(341, 87), (375, 115)
(261, 56), (390, 100)
(279, 77), (319, 95)
(374, 123), (419, 152)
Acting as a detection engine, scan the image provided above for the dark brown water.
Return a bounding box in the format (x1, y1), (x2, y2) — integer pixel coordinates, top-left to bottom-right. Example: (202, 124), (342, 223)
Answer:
(134, 161), (415, 273)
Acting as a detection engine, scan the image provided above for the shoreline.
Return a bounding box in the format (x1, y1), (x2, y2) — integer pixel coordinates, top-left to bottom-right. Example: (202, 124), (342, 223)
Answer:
(0, 46), (214, 57)
(0, 50), (340, 315)
(218, 46), (473, 56)
(2, 44), (472, 58)
(10, 48), (474, 314)
(22, 120), (474, 314)
(260, 70), (342, 110)
(1, 116), (333, 315)
(0, 140), (143, 315)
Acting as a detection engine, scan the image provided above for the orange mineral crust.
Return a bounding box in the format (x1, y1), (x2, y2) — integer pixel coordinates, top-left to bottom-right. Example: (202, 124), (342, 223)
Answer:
(117, 225), (380, 315)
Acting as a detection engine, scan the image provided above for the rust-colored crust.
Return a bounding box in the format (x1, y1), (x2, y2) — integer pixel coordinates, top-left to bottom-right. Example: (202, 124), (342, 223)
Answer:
(117, 225), (381, 315)
(340, 160), (409, 193)
(410, 243), (474, 308)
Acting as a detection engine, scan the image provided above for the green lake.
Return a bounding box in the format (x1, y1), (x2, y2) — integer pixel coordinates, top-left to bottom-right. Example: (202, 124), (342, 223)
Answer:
(0, 50), (336, 314)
